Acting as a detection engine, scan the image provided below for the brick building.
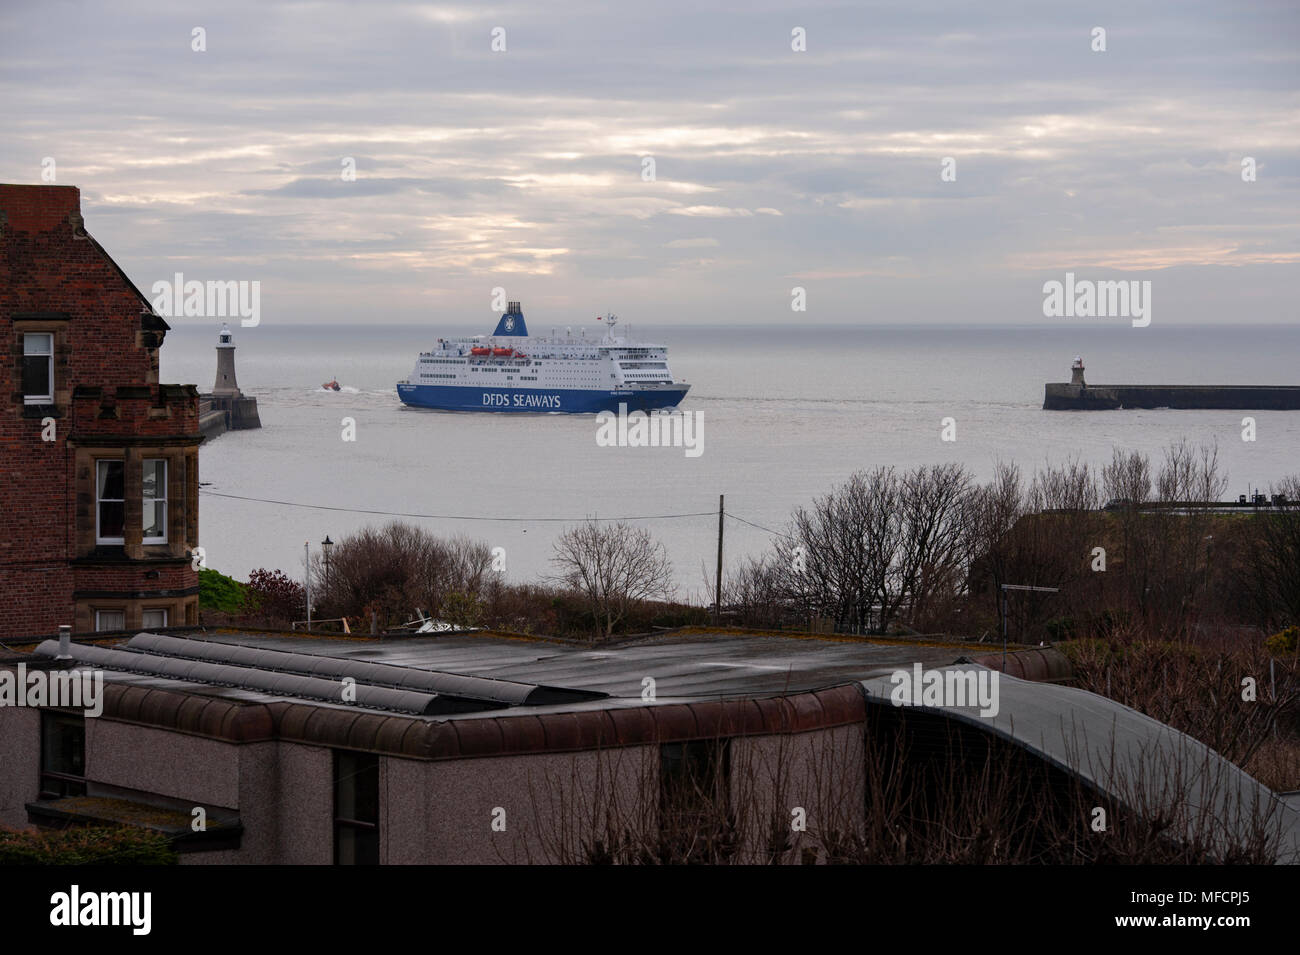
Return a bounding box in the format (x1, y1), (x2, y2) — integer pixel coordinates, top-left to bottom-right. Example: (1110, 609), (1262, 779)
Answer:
(0, 184), (200, 638)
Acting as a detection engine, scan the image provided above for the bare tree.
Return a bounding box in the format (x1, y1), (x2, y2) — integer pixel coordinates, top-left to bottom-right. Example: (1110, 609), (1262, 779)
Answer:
(1102, 448), (1153, 507)
(313, 521), (491, 627)
(1031, 457), (1100, 513)
(722, 553), (790, 630)
(963, 459), (1101, 641)
(1149, 440), (1228, 633)
(894, 463), (975, 630)
(966, 461), (1026, 635)
(1248, 475), (1300, 629)
(780, 464), (974, 634)
(785, 467), (900, 633)
(1099, 442), (1229, 635)
(551, 521), (674, 640)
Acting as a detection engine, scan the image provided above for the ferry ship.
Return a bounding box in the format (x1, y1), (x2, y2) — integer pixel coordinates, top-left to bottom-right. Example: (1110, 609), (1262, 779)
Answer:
(396, 302), (690, 413)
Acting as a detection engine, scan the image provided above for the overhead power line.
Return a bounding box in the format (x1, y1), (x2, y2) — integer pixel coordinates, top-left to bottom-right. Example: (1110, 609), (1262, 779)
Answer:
(198, 489), (715, 524)
(726, 512), (791, 539)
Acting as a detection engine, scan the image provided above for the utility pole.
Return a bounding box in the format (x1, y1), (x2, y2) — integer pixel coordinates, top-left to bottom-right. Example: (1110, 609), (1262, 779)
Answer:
(304, 540), (311, 631)
(715, 494), (724, 625)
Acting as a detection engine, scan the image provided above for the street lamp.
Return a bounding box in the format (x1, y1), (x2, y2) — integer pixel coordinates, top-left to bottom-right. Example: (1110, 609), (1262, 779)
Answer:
(321, 535), (334, 595)
(304, 540), (311, 630)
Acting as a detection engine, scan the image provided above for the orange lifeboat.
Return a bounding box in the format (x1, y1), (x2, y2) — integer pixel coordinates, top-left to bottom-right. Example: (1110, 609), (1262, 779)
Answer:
(492, 347), (514, 357)
(470, 346), (491, 356)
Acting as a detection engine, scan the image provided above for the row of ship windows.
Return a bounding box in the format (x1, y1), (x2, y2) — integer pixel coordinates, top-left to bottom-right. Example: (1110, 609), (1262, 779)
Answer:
(421, 376), (598, 384)
(416, 369), (666, 382)
(423, 370), (602, 378)
(428, 360), (607, 368)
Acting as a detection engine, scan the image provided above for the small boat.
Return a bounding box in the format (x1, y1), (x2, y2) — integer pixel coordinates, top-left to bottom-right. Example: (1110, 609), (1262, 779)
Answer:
(492, 347), (514, 357)
(470, 347), (491, 356)
(322, 380), (340, 391)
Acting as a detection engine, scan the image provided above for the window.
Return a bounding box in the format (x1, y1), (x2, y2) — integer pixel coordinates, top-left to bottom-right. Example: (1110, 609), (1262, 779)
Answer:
(141, 608), (168, 629)
(660, 739), (731, 853)
(334, 750), (379, 865)
(22, 333), (54, 403)
(94, 610), (125, 631)
(142, 459), (167, 543)
(40, 711), (86, 798)
(95, 460), (125, 544)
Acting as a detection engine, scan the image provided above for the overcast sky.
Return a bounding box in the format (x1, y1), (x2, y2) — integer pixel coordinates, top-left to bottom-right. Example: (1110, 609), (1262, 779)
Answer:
(2, 0), (1297, 325)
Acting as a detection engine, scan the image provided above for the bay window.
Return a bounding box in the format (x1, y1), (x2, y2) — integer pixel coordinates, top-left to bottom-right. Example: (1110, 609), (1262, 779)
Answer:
(143, 458), (167, 543)
(94, 458), (170, 546)
(95, 460), (125, 544)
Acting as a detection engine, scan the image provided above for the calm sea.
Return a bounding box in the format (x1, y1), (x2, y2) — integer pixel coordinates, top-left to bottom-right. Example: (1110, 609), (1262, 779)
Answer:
(160, 322), (1300, 598)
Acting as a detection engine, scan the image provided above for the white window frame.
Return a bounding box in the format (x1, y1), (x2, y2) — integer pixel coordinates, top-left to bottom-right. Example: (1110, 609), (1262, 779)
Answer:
(94, 609), (125, 632)
(95, 460), (125, 545)
(141, 608), (168, 629)
(142, 458), (167, 544)
(22, 332), (54, 404)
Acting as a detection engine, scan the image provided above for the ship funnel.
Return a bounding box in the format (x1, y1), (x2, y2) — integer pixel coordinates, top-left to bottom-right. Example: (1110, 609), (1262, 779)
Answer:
(492, 302), (529, 337)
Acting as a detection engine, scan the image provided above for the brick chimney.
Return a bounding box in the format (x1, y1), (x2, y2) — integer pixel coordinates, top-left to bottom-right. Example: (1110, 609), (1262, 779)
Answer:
(0, 184), (82, 233)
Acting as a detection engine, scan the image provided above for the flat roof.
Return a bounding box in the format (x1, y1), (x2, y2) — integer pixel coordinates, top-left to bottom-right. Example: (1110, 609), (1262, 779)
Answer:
(23, 628), (982, 719)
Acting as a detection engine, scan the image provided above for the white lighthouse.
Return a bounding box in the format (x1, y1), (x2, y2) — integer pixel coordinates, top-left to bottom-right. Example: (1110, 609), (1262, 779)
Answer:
(1070, 356), (1086, 387)
(213, 323), (242, 397)
(200, 323), (260, 435)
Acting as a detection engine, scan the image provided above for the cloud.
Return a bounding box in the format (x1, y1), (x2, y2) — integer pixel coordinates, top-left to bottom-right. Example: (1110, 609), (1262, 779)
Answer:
(0, 0), (1295, 324)
(666, 206), (755, 217)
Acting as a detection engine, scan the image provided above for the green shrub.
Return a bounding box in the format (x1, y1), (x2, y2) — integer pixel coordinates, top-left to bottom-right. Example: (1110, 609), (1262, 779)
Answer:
(1266, 626), (1299, 656)
(198, 568), (248, 614)
(0, 825), (177, 865)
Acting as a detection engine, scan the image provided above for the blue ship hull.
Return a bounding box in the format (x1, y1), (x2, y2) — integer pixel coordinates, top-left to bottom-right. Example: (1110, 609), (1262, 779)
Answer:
(396, 383), (688, 413)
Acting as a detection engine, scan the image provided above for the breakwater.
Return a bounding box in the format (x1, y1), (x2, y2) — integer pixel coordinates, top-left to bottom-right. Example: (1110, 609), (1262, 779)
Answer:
(1044, 358), (1300, 410)
(1044, 383), (1300, 411)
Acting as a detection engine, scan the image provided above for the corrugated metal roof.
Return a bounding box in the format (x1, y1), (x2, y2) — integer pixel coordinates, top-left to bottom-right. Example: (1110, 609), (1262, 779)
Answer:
(76, 629), (969, 707)
(857, 665), (1300, 864)
(126, 632), (607, 706)
(33, 640), (484, 715)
